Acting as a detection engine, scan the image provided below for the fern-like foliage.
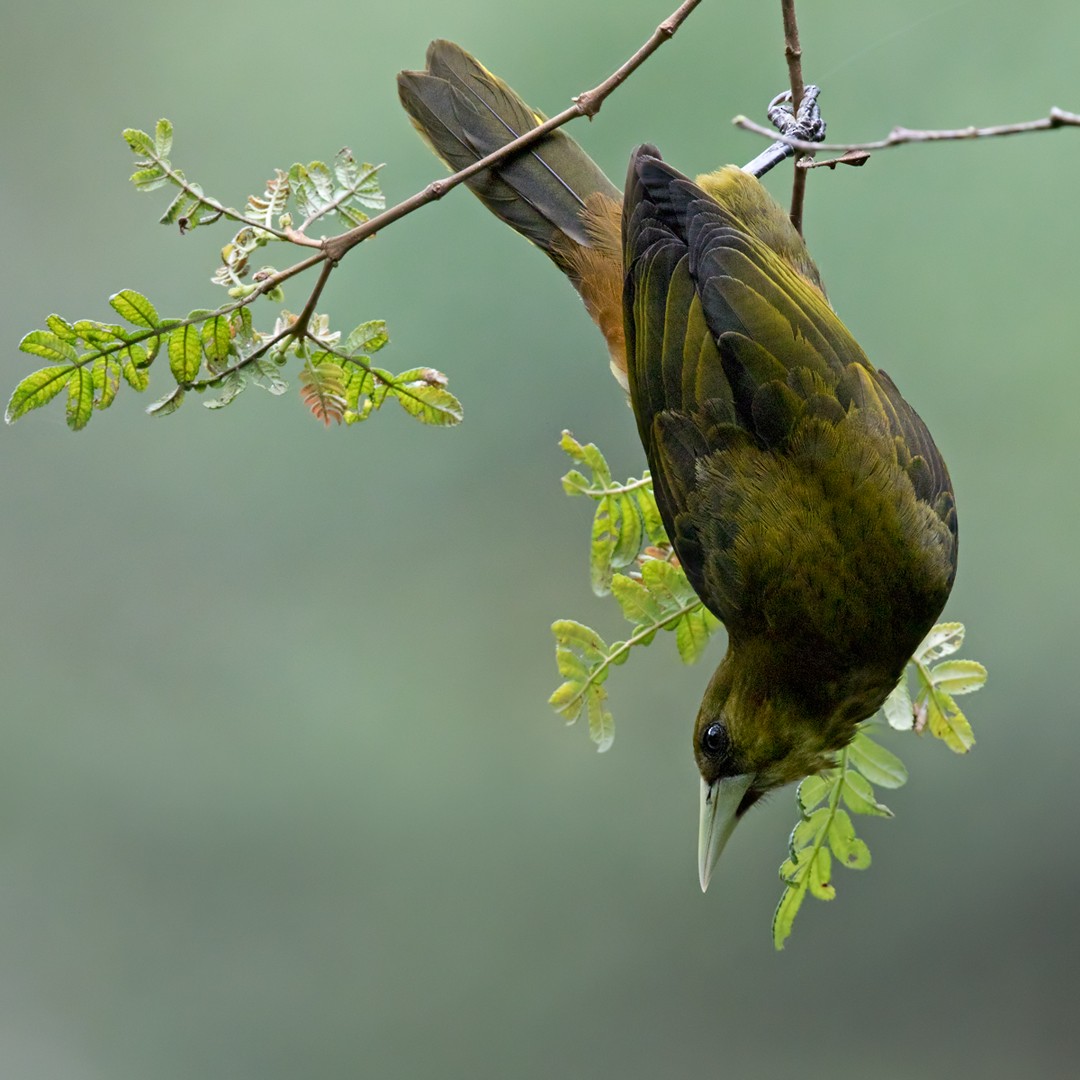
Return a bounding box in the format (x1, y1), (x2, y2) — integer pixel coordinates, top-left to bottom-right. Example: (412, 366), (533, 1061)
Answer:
(549, 432), (721, 751)
(550, 432), (987, 948)
(7, 120), (460, 431)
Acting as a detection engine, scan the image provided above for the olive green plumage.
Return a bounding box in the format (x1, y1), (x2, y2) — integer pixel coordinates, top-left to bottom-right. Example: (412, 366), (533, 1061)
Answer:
(623, 151), (956, 827)
(398, 43), (958, 887)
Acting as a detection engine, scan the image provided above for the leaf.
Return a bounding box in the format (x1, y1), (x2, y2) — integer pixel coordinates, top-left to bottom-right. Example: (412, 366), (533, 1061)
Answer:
(808, 847), (835, 900)
(122, 127), (155, 156)
(916, 622), (964, 663)
(590, 495), (617, 595)
(882, 674), (914, 731)
(299, 362), (347, 426)
(343, 321), (389, 357)
(65, 367), (94, 430)
(45, 314), (78, 343)
(92, 357), (122, 410)
(559, 430), (612, 487)
(924, 688), (976, 753)
(203, 371), (247, 410)
(6, 366), (73, 423)
(19, 330), (79, 364)
(635, 482), (667, 545)
(146, 386), (185, 417)
(611, 492), (644, 569)
(130, 168), (168, 192)
(640, 558), (697, 608)
(797, 774), (831, 812)
(611, 575), (663, 626)
(167, 325), (201, 384)
(154, 118), (173, 159)
(391, 382), (463, 426)
(847, 731), (908, 789)
(674, 605), (720, 664)
(110, 289), (160, 329)
(201, 315), (232, 366)
(587, 690), (614, 753)
(840, 772), (893, 817)
(551, 620), (608, 663)
(929, 659), (987, 696)
(790, 807), (830, 852)
(122, 351), (150, 392)
(548, 681), (585, 722)
(773, 878), (809, 950)
(827, 811), (871, 870)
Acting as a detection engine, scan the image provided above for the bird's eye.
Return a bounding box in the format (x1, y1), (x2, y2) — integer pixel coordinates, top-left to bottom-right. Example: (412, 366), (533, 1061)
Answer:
(702, 722), (728, 756)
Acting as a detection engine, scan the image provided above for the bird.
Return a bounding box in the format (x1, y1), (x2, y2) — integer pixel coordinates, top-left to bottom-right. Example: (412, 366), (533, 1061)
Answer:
(398, 41), (957, 890)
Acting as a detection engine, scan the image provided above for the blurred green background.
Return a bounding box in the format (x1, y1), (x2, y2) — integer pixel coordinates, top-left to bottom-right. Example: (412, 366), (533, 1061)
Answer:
(2, 1), (1077, 1076)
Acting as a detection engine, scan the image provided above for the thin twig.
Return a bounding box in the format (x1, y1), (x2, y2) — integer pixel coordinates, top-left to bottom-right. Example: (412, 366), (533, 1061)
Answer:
(321, 0), (703, 265)
(735, 106), (1080, 156)
(780, 0), (810, 235)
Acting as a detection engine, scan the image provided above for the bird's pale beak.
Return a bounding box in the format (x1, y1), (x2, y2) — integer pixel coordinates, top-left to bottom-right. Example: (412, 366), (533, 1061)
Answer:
(698, 774), (754, 891)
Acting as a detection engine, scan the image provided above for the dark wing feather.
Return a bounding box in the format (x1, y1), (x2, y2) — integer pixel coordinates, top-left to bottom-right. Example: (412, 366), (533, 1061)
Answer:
(622, 147), (957, 629)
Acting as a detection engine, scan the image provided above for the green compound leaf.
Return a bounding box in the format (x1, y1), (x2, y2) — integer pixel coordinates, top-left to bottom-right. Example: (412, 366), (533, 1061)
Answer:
(775, 621), (986, 947)
(550, 439), (723, 752)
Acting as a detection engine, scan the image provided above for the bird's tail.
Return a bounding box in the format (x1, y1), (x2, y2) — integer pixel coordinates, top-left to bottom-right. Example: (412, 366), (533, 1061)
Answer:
(397, 41), (627, 378)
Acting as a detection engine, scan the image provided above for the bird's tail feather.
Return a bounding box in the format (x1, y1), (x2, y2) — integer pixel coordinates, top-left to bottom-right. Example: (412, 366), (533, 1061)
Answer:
(397, 40), (620, 275)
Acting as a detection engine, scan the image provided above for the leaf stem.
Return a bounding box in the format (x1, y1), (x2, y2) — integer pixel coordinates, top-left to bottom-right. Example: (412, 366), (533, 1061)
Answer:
(559, 594), (702, 715)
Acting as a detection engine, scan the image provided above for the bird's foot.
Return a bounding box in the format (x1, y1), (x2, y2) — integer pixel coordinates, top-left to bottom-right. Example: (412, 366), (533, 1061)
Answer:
(741, 85), (827, 179)
(766, 85), (826, 145)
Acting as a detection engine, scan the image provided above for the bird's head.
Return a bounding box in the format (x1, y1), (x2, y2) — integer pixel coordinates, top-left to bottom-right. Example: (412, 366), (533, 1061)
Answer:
(694, 645), (853, 891)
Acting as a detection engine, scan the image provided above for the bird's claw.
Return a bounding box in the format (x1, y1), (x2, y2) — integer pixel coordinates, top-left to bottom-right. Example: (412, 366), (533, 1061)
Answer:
(766, 85), (826, 145)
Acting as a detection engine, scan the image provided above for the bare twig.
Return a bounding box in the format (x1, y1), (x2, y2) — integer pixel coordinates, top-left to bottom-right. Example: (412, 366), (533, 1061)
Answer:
(321, 0), (702, 265)
(735, 106), (1080, 157)
(780, 0), (810, 234)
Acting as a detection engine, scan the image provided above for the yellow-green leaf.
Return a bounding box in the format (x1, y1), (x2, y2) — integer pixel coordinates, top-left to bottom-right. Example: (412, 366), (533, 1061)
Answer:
(66, 366), (94, 430)
(916, 622), (964, 663)
(925, 689), (976, 753)
(841, 772), (892, 817)
(586, 688), (614, 752)
(929, 659), (987, 696)
(808, 848), (835, 900)
(6, 365), (73, 423)
(168, 325), (201, 384)
(848, 732), (908, 789)
(772, 879), (809, 950)
(110, 289), (160, 329)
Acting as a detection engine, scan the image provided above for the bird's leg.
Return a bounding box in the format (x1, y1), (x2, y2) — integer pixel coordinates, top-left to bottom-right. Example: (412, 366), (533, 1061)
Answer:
(740, 85), (826, 179)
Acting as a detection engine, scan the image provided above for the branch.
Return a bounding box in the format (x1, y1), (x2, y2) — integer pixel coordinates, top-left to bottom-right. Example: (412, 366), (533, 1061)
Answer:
(321, 0), (703, 265)
(734, 106), (1080, 159)
(780, 0), (810, 235)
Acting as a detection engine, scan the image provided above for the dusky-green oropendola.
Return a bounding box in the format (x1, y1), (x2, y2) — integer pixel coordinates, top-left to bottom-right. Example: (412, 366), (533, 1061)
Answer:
(398, 41), (957, 889)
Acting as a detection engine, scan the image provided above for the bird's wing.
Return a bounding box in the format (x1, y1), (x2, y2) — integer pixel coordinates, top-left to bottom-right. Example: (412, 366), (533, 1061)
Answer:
(623, 147), (956, 629)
